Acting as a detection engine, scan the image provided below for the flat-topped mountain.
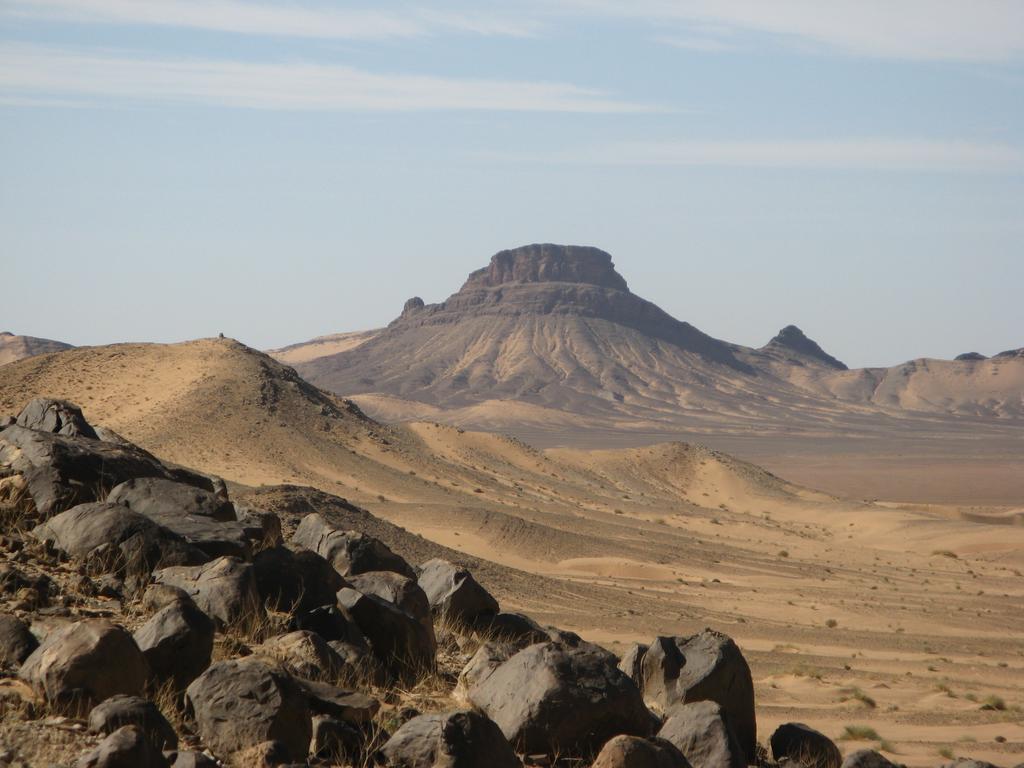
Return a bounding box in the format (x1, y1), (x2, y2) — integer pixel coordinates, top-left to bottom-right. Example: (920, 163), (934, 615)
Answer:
(0, 331), (73, 366)
(288, 245), (1023, 435)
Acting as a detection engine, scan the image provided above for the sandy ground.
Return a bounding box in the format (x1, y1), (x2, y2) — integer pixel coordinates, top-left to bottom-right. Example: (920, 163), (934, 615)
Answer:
(1, 339), (1021, 767)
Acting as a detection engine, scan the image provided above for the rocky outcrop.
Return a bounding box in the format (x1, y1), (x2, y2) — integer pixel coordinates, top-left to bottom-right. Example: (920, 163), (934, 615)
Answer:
(185, 659), (312, 761)
(153, 557), (263, 629)
(465, 640), (655, 755)
(19, 619), (149, 713)
(658, 701), (745, 768)
(0, 425), (178, 519)
(87, 695), (178, 750)
(133, 590), (215, 690)
(418, 558), (498, 626)
(292, 512), (415, 578)
(634, 630), (756, 763)
(33, 502), (204, 577)
(15, 398), (98, 439)
(108, 477), (235, 522)
(381, 709), (521, 768)
(338, 586), (437, 681)
(762, 326), (847, 370)
(461, 244), (630, 292)
(252, 544), (344, 615)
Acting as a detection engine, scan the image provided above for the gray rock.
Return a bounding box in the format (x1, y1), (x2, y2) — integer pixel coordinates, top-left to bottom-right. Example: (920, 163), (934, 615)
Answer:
(417, 558), (498, 626)
(292, 513), (415, 578)
(338, 587), (436, 681)
(619, 643), (649, 687)
(592, 735), (692, 768)
(88, 695), (178, 750)
(258, 630), (347, 681)
(16, 398), (98, 439)
(347, 570), (434, 640)
(466, 640), (654, 755)
(381, 709), (521, 768)
(133, 595), (215, 690)
(939, 762), (1005, 768)
(658, 701), (745, 768)
(840, 750), (898, 768)
(771, 723), (841, 768)
(108, 477), (235, 522)
(0, 425), (178, 518)
(185, 658), (311, 761)
(253, 545), (344, 615)
(458, 641), (516, 693)
(19, 619), (149, 714)
(154, 556), (263, 629)
(77, 725), (169, 768)
(639, 630), (756, 763)
(32, 502), (204, 576)
(0, 613), (38, 665)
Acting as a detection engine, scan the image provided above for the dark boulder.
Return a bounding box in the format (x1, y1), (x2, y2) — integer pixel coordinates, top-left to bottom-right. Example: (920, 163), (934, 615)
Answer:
(19, 619), (149, 713)
(592, 735), (692, 768)
(32, 502), (204, 576)
(154, 556), (263, 629)
(638, 630), (756, 763)
(133, 593), (215, 690)
(292, 513), (415, 578)
(0, 425), (180, 518)
(87, 695), (178, 750)
(108, 477), (236, 522)
(107, 477), (258, 560)
(77, 725), (169, 768)
(347, 570), (434, 639)
(658, 701), (745, 768)
(15, 398), (98, 439)
(0, 612), (38, 665)
(417, 558), (498, 626)
(771, 723), (841, 768)
(295, 677), (379, 724)
(253, 545), (344, 615)
(380, 709), (521, 768)
(465, 640), (655, 755)
(338, 587), (437, 681)
(185, 658), (312, 761)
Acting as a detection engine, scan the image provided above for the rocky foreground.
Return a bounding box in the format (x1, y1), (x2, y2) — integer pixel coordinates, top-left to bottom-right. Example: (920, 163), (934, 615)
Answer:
(0, 399), (1015, 768)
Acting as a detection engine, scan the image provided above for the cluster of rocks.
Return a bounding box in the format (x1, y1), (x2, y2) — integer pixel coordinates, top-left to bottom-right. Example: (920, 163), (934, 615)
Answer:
(0, 399), (1012, 768)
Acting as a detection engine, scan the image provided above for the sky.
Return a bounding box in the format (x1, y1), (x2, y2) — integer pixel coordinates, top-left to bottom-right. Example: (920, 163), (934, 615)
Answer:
(2, 1), (1023, 369)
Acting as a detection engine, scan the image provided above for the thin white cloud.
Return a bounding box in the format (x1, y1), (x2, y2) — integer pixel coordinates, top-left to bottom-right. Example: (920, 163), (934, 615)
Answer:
(4, 0), (538, 41)
(492, 139), (1024, 173)
(558, 0), (1024, 62)
(0, 43), (656, 113)
(658, 36), (736, 53)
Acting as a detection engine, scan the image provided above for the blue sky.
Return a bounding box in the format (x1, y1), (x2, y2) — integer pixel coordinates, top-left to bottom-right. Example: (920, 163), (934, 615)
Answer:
(2, 1), (1022, 368)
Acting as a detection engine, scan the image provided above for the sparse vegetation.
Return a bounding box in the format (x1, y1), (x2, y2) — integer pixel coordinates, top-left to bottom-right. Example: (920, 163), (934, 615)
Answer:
(840, 725), (881, 741)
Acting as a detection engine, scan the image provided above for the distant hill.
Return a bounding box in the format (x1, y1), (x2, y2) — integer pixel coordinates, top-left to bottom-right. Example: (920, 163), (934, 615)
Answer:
(283, 244), (1024, 429)
(0, 331), (72, 366)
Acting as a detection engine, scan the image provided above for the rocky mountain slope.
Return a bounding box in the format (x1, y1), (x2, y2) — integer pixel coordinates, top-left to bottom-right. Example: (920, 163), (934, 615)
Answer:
(286, 244), (1024, 428)
(0, 332), (72, 366)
